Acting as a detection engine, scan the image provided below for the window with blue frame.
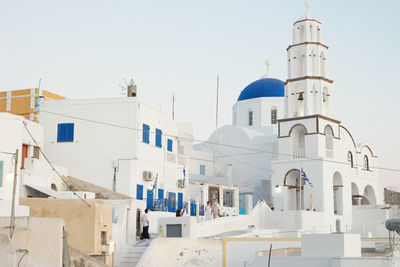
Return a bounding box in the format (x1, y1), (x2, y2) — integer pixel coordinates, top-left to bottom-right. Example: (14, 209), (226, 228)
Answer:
(142, 124), (150, 144)
(0, 161), (3, 187)
(136, 184), (143, 200)
(57, 123), (74, 142)
(155, 129), (162, 148)
(167, 139), (173, 152)
(200, 165), (205, 176)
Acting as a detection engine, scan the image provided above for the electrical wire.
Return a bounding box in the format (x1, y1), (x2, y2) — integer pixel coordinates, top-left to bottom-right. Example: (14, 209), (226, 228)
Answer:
(203, 143), (272, 172)
(39, 109), (400, 173)
(22, 121), (90, 207)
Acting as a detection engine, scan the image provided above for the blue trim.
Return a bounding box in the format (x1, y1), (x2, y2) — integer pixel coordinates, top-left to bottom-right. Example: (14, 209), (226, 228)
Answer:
(57, 123), (74, 142)
(155, 129), (162, 148)
(167, 139), (173, 152)
(238, 78), (284, 101)
(136, 184), (143, 200)
(142, 124), (150, 144)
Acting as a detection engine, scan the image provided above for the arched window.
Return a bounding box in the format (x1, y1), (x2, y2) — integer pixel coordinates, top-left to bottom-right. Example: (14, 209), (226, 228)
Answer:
(333, 172), (343, 215)
(248, 109), (253, 126)
(363, 155), (369, 171)
(347, 151), (354, 167)
(270, 107), (277, 124)
(325, 126), (333, 158)
(291, 125), (306, 158)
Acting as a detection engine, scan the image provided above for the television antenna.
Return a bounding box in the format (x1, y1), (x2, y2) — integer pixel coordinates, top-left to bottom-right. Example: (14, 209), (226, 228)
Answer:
(119, 78), (137, 97)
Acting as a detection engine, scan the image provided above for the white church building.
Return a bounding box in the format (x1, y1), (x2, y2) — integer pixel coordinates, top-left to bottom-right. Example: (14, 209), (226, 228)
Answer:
(196, 8), (382, 228)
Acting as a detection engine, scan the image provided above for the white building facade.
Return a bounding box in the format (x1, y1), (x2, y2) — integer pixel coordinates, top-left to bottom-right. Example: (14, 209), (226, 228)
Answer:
(39, 97), (191, 213)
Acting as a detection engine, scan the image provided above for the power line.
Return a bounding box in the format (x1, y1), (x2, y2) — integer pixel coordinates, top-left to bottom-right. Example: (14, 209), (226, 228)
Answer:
(203, 143), (272, 172)
(22, 121), (90, 207)
(39, 109), (400, 173)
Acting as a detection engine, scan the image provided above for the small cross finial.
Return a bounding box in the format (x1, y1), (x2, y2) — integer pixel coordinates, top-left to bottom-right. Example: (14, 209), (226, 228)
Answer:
(305, 2), (309, 16)
(262, 59), (270, 78)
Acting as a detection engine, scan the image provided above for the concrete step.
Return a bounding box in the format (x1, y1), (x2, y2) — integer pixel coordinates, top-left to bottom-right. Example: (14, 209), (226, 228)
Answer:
(123, 246), (147, 253)
(119, 257), (140, 263)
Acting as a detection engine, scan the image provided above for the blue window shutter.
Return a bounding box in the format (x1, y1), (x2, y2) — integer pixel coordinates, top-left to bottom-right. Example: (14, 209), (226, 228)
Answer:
(0, 161), (3, 187)
(137, 184), (143, 200)
(147, 190), (153, 209)
(167, 139), (173, 152)
(178, 192), (183, 210)
(155, 129), (162, 148)
(142, 124), (150, 144)
(57, 123), (74, 142)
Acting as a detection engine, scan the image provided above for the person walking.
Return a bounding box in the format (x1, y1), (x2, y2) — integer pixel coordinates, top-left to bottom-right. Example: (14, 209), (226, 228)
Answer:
(211, 199), (220, 219)
(140, 208), (150, 240)
(176, 204), (187, 217)
(205, 201), (212, 221)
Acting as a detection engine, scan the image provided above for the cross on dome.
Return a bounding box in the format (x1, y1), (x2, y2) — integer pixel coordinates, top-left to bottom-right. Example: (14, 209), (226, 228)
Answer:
(262, 59), (270, 78)
(305, 2), (310, 18)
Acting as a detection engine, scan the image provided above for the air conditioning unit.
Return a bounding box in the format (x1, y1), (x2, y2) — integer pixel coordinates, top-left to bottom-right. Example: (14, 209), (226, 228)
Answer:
(143, 171), (154, 181)
(177, 179), (185, 188)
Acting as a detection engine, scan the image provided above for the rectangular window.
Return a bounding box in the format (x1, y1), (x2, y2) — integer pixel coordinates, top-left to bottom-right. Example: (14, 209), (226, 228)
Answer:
(137, 184), (143, 200)
(33, 146), (40, 159)
(200, 165), (205, 176)
(248, 111), (253, 126)
(0, 161), (3, 187)
(167, 139), (173, 152)
(101, 231), (107, 245)
(155, 129), (162, 148)
(271, 108), (277, 124)
(142, 124), (150, 144)
(57, 123), (74, 142)
(223, 190), (234, 207)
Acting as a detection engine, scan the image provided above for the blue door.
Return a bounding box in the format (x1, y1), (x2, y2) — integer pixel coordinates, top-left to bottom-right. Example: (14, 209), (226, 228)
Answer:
(178, 193), (183, 210)
(147, 190), (153, 210)
(168, 192), (176, 212)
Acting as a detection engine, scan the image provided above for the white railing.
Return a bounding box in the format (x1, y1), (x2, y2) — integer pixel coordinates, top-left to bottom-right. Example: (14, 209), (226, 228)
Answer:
(293, 148), (305, 159)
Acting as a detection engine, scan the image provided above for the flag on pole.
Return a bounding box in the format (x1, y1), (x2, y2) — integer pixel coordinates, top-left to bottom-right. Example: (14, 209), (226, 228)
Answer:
(152, 173), (158, 191)
(301, 167), (313, 187)
(183, 168), (186, 185)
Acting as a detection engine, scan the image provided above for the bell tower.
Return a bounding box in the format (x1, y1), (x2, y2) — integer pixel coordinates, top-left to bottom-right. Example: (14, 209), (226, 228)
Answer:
(285, 3), (333, 118)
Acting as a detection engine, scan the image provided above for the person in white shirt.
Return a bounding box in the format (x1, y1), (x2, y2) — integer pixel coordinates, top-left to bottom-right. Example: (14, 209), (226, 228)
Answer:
(140, 209), (150, 240)
(205, 201), (212, 221)
(211, 199), (220, 219)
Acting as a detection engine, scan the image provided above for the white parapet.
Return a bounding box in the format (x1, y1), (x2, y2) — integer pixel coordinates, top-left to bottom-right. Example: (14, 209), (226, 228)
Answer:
(301, 233), (361, 257)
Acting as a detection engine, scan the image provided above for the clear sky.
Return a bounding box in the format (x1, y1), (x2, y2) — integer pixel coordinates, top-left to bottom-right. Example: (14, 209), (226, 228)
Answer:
(1, 0), (399, 188)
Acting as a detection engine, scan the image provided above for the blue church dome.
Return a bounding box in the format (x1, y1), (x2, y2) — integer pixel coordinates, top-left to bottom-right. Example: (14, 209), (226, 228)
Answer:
(237, 78), (284, 101)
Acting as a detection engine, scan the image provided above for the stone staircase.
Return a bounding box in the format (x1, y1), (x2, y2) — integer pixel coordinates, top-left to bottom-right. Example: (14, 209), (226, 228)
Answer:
(118, 240), (150, 267)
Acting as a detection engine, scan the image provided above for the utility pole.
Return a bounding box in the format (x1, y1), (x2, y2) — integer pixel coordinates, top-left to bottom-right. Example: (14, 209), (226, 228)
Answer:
(216, 75), (220, 128)
(172, 93), (175, 120)
(10, 149), (19, 238)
